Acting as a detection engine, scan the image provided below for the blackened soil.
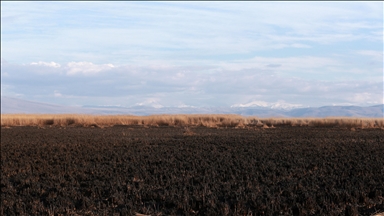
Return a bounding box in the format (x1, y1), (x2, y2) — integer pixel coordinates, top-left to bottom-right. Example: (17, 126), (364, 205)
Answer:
(1, 126), (383, 215)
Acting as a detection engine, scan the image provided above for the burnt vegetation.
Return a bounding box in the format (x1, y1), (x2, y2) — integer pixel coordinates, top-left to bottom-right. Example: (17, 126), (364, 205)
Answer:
(1, 126), (384, 215)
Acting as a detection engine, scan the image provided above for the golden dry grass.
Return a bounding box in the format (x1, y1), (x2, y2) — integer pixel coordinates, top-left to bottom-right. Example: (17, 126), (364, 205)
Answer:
(1, 114), (383, 129)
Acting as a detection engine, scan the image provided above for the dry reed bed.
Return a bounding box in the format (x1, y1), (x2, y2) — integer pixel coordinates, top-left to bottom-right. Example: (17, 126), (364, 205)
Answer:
(1, 114), (383, 129)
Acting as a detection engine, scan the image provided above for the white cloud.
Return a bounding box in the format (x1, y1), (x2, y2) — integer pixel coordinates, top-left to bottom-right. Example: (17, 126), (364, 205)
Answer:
(31, 61), (61, 68)
(65, 62), (115, 75)
(1, 2), (382, 65)
(217, 56), (341, 73)
(348, 92), (384, 105)
(54, 90), (62, 97)
(290, 43), (311, 49)
(2, 59), (382, 107)
(356, 50), (383, 63)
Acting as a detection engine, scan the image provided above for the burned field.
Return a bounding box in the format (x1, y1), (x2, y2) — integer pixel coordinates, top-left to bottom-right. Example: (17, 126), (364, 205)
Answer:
(1, 126), (383, 215)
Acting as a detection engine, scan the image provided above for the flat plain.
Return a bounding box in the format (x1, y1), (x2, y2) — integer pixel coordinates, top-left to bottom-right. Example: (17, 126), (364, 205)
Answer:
(1, 125), (384, 215)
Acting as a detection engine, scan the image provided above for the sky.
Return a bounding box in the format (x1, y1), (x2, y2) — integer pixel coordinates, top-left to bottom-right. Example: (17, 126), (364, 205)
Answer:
(1, 1), (383, 109)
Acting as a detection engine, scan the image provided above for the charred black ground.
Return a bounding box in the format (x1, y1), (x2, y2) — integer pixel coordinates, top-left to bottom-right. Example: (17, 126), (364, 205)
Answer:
(1, 126), (383, 215)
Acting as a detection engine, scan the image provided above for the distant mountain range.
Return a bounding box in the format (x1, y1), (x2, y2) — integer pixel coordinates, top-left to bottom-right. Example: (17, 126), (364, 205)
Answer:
(1, 96), (383, 117)
(231, 100), (303, 110)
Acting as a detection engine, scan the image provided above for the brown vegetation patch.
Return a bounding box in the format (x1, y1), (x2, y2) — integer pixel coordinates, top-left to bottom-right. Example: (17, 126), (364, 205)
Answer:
(1, 114), (383, 129)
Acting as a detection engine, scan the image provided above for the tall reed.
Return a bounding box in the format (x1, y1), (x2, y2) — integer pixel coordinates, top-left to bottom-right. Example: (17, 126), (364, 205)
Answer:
(1, 114), (383, 129)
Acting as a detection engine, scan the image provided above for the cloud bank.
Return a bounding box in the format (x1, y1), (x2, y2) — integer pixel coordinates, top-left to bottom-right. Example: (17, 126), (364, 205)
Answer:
(2, 60), (382, 108)
(1, 2), (383, 108)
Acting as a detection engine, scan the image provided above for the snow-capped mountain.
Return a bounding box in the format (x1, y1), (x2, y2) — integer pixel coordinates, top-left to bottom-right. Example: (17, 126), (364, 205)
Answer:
(231, 100), (304, 110)
(133, 99), (164, 109)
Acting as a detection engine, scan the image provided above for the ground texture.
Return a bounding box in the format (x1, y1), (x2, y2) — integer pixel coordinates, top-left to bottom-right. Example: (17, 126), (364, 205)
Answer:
(1, 126), (384, 215)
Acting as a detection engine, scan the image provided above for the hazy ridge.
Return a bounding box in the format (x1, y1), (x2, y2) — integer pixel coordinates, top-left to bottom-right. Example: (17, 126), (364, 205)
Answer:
(1, 96), (383, 117)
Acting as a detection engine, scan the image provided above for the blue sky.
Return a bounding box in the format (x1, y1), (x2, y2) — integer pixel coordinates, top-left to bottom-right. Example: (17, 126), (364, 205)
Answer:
(1, 1), (383, 108)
